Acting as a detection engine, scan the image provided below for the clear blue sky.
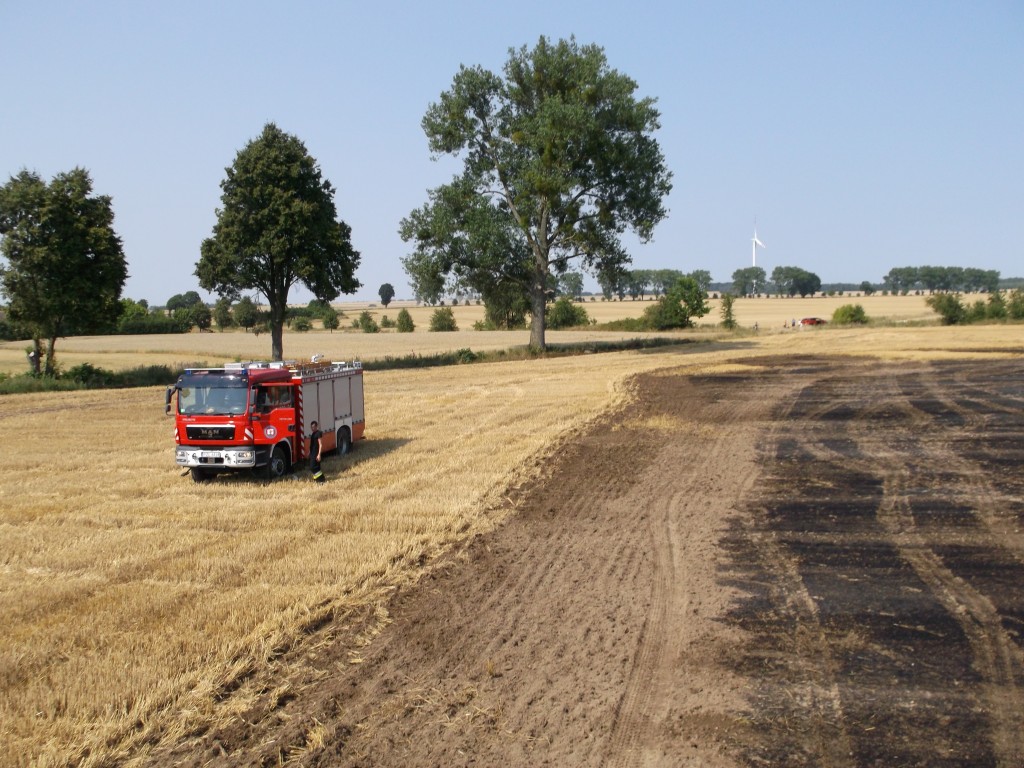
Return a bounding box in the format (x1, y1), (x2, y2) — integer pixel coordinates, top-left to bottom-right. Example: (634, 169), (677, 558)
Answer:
(2, 1), (1021, 304)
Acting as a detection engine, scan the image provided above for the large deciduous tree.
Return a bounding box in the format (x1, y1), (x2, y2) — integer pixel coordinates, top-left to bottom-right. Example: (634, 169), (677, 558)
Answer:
(197, 123), (360, 360)
(0, 168), (127, 375)
(400, 36), (672, 349)
(732, 266), (766, 296)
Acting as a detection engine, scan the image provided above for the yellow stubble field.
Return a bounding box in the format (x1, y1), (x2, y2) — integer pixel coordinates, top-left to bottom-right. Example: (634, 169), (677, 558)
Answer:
(0, 297), (1020, 765)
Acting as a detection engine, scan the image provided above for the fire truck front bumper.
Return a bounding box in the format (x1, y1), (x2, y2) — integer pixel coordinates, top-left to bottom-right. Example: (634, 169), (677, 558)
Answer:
(175, 447), (257, 469)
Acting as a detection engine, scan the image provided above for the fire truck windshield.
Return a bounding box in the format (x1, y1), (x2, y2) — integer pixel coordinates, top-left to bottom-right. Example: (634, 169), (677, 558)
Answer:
(176, 374), (249, 415)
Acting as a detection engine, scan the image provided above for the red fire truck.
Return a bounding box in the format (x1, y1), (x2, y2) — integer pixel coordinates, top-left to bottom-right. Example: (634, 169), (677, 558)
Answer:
(165, 359), (364, 481)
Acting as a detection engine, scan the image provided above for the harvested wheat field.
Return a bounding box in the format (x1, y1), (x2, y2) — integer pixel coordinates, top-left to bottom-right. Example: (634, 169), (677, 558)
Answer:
(1, 323), (1023, 766)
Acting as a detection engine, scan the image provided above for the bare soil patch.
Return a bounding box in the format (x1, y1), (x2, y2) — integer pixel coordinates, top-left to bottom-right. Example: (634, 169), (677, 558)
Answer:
(148, 356), (1024, 767)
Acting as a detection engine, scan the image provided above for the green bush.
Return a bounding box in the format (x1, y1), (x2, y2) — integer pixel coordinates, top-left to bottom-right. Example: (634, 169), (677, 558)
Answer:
(396, 308), (415, 332)
(545, 297), (590, 329)
(720, 293), (737, 330)
(66, 362), (118, 387)
(642, 277), (709, 330)
(966, 299), (988, 323)
(1007, 289), (1024, 320)
(358, 311), (380, 333)
(831, 304), (869, 325)
(429, 307), (458, 332)
(595, 317), (649, 332)
(926, 293), (967, 325)
(985, 291), (1007, 320)
(116, 313), (188, 334)
(0, 362), (181, 395)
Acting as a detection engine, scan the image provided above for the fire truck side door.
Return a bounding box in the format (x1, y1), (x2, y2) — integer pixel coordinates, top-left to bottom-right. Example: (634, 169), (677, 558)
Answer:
(256, 386), (296, 453)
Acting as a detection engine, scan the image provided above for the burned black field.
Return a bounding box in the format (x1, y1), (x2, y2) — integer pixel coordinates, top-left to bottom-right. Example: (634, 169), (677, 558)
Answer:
(722, 358), (1024, 767)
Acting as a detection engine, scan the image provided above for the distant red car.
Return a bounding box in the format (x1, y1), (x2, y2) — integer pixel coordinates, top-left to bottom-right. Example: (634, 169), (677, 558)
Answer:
(799, 317), (827, 326)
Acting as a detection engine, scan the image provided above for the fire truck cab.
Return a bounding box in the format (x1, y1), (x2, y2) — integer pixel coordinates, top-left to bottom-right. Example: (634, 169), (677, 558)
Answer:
(166, 360), (364, 482)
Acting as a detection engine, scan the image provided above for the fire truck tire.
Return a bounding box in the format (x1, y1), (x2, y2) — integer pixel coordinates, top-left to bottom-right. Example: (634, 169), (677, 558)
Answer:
(338, 427), (352, 455)
(265, 445), (288, 480)
(191, 467), (214, 483)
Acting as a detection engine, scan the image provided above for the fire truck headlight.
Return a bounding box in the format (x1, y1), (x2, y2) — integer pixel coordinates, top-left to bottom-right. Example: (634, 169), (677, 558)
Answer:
(237, 451), (254, 461)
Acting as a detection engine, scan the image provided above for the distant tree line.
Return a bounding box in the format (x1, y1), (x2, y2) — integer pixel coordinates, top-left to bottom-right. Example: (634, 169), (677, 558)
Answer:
(884, 266), (1000, 294)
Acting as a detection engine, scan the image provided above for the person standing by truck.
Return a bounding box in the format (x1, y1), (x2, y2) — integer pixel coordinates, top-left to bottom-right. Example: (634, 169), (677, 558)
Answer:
(309, 420), (325, 483)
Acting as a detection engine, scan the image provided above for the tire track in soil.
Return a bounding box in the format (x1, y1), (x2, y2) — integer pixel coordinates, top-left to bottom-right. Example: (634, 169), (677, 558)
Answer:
(601, 379), (780, 768)
(735, 362), (861, 768)
(872, 365), (1024, 766)
(846, 364), (1024, 763)
(737, 358), (1024, 767)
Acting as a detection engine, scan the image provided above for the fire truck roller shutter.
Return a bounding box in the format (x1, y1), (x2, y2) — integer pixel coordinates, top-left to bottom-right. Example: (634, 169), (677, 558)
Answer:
(351, 372), (365, 440)
(322, 379), (337, 452)
(334, 375), (352, 424)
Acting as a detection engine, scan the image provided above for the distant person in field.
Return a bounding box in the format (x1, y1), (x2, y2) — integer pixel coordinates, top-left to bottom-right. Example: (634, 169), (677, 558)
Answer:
(309, 420), (325, 483)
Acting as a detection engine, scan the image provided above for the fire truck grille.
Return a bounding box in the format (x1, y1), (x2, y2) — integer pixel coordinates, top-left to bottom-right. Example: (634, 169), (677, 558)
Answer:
(186, 425), (236, 441)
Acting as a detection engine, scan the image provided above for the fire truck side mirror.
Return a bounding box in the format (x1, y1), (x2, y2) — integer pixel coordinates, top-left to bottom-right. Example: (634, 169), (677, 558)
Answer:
(164, 386), (174, 416)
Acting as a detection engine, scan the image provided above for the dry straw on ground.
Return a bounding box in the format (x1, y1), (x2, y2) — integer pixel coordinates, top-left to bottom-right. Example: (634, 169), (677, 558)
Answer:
(0, 312), (1020, 765)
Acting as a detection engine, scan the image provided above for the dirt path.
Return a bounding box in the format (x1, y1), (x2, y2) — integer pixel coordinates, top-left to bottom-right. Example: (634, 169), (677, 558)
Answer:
(154, 356), (1024, 767)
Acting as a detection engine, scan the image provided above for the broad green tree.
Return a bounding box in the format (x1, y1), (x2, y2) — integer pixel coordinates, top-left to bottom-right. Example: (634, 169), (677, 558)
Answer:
(322, 306), (339, 332)
(627, 270), (649, 300)
(0, 168), (127, 375)
(233, 295), (259, 331)
(732, 266), (766, 296)
(191, 304), (212, 331)
(598, 266), (629, 300)
(401, 36), (672, 349)
(213, 297), (234, 330)
(686, 269), (713, 293)
(918, 265), (953, 293)
(771, 265), (821, 297)
(884, 267), (919, 294)
(559, 271), (585, 300)
(167, 291), (203, 311)
(378, 282), (395, 307)
(197, 123), (360, 360)
(792, 269), (822, 297)
(962, 268), (999, 293)
(651, 269), (683, 296)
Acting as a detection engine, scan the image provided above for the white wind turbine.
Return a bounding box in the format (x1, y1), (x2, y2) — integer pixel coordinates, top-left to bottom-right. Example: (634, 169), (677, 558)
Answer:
(751, 227), (765, 267)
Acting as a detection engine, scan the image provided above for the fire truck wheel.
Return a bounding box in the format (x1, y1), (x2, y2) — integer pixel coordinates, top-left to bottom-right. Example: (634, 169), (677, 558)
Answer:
(191, 467), (214, 483)
(338, 427), (352, 455)
(265, 445), (288, 480)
